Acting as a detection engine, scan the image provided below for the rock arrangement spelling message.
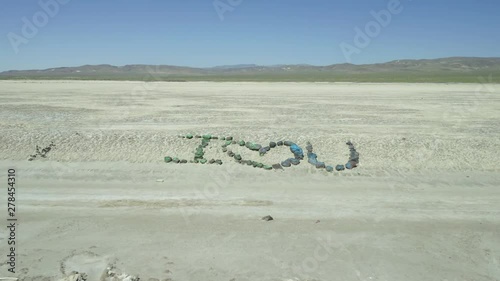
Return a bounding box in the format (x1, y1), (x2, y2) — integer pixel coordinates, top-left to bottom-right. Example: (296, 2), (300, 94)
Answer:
(164, 134), (359, 172)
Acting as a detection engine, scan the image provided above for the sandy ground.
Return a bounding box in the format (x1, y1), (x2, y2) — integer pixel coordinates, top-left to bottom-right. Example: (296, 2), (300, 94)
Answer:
(0, 81), (499, 281)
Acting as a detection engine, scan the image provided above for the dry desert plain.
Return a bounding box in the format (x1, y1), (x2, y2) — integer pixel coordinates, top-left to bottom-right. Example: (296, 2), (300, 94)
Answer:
(0, 81), (500, 281)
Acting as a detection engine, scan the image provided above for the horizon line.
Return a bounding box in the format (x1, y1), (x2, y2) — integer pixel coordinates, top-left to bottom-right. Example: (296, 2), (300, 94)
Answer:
(3, 56), (500, 72)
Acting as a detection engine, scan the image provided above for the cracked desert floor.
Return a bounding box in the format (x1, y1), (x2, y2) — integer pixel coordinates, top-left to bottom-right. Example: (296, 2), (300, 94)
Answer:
(0, 81), (499, 281)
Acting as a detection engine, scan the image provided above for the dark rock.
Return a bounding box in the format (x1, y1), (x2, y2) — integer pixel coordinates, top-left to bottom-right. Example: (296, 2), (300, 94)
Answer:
(262, 215), (273, 221)
(269, 142), (276, 148)
(315, 162), (325, 169)
(272, 164), (283, 170)
(306, 142), (313, 153)
(277, 141), (283, 146)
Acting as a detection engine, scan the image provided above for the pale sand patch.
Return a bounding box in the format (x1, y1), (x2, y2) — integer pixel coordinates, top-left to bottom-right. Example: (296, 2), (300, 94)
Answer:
(0, 81), (499, 281)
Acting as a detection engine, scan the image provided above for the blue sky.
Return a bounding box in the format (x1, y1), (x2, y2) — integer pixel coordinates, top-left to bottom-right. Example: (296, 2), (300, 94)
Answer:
(1, 0), (499, 71)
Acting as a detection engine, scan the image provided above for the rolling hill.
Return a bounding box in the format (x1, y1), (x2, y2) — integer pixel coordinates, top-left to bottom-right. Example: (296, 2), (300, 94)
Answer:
(1, 57), (499, 83)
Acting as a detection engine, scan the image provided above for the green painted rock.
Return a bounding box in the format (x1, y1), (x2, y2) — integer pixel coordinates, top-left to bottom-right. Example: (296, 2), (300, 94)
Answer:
(234, 154), (242, 161)
(257, 163), (264, 168)
(202, 134), (212, 140)
(194, 147), (204, 159)
(225, 140), (232, 146)
(164, 156), (173, 163)
(239, 140), (245, 146)
(199, 159), (207, 164)
(245, 142), (262, 151)
(263, 165), (273, 170)
(186, 134), (193, 139)
(173, 157), (180, 163)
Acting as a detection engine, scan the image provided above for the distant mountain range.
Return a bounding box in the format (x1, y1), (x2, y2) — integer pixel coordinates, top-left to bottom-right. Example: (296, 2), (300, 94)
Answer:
(2, 57), (499, 83)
